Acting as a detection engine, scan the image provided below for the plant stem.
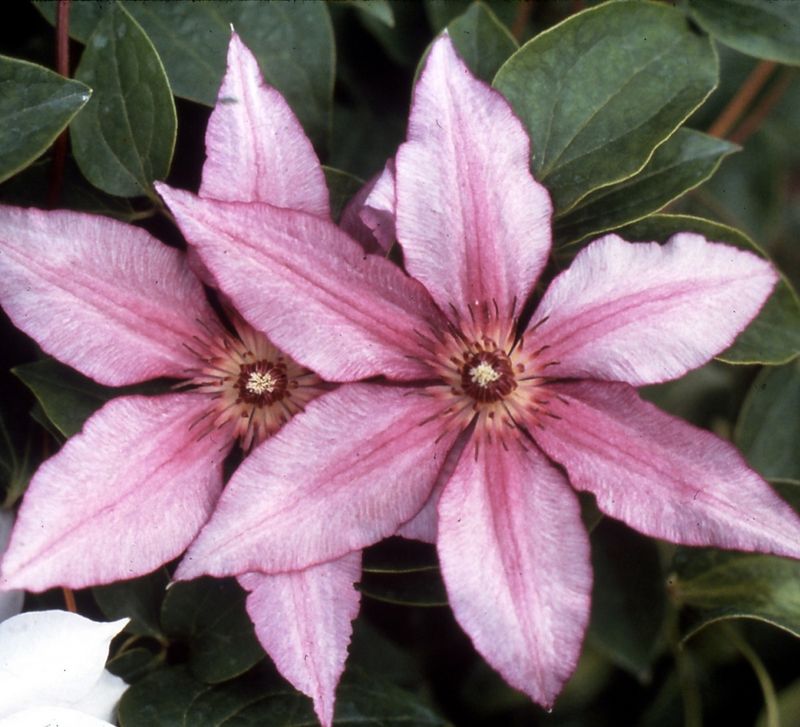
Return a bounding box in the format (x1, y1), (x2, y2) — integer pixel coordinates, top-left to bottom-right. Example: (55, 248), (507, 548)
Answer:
(47, 0), (71, 209)
(708, 60), (777, 140)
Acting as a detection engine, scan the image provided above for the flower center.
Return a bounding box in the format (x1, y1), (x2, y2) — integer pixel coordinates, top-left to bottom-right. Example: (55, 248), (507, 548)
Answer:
(461, 351), (516, 403)
(237, 362), (287, 405)
(184, 316), (322, 450)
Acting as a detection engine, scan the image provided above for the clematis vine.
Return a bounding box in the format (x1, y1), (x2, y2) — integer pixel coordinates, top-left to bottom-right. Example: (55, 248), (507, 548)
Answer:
(0, 609), (128, 726)
(161, 34), (800, 710)
(0, 34), (367, 727)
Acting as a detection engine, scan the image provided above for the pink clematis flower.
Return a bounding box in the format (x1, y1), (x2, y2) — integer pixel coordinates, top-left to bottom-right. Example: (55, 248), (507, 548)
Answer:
(160, 35), (800, 709)
(0, 34), (367, 726)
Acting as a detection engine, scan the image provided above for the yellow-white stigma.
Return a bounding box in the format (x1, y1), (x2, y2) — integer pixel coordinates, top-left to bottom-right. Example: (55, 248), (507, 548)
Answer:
(469, 361), (501, 387)
(245, 370), (277, 395)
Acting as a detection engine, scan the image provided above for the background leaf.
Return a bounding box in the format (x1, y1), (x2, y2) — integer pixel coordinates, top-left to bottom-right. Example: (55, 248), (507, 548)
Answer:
(494, 0), (718, 211)
(37, 0), (334, 148)
(160, 578), (264, 684)
(555, 130), (738, 245)
(70, 2), (176, 198)
(0, 55), (90, 184)
(735, 361), (800, 483)
(688, 0), (800, 65)
(446, 2), (517, 83)
(616, 215), (800, 365)
(670, 548), (800, 641)
(587, 520), (666, 680)
(94, 568), (170, 638)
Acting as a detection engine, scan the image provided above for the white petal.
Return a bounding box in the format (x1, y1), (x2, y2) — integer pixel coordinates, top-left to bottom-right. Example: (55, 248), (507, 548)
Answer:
(0, 511), (23, 624)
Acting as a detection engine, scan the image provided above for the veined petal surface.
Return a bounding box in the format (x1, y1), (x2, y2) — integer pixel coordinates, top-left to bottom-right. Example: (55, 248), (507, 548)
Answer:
(396, 35), (551, 322)
(158, 186), (444, 382)
(239, 552), (361, 727)
(200, 33), (329, 216)
(339, 161), (396, 255)
(530, 234), (777, 385)
(437, 438), (591, 708)
(1, 394), (231, 592)
(177, 384), (461, 579)
(0, 610), (127, 718)
(0, 206), (217, 387)
(533, 381), (800, 558)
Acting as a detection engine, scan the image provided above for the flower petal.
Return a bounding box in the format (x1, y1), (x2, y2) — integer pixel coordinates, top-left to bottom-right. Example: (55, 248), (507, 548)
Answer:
(437, 438), (591, 708)
(69, 670), (128, 722)
(158, 186), (444, 382)
(533, 381), (800, 557)
(1, 394), (231, 592)
(529, 234), (778, 385)
(0, 610), (127, 717)
(0, 707), (116, 727)
(0, 511), (23, 624)
(396, 35), (551, 322)
(0, 206), (217, 386)
(238, 552), (361, 727)
(200, 33), (329, 216)
(340, 160), (396, 254)
(176, 384), (460, 579)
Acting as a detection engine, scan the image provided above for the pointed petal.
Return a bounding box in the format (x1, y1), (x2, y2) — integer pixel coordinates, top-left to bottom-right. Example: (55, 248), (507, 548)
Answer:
(1, 394), (231, 592)
(0, 610), (127, 717)
(177, 384), (460, 579)
(158, 186), (444, 382)
(0, 206), (217, 386)
(239, 552), (361, 727)
(438, 438), (591, 708)
(396, 35), (551, 322)
(200, 33), (329, 216)
(0, 707), (115, 727)
(340, 160), (396, 254)
(0, 511), (23, 623)
(529, 234), (778, 385)
(533, 381), (800, 557)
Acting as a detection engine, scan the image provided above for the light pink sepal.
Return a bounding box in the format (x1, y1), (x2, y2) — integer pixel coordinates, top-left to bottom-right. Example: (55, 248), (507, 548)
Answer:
(157, 185), (444, 383)
(533, 381), (800, 558)
(176, 384), (460, 580)
(0, 206), (217, 387)
(396, 35), (551, 323)
(339, 160), (396, 254)
(530, 233), (778, 385)
(238, 552), (362, 727)
(200, 33), (329, 217)
(437, 438), (591, 708)
(0, 394), (231, 591)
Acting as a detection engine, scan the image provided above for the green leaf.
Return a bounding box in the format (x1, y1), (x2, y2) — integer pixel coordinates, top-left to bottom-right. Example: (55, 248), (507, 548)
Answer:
(118, 667), (211, 726)
(341, 0), (395, 27)
(615, 215), (800, 365)
(160, 578), (264, 684)
(13, 359), (115, 438)
(0, 55), (90, 184)
(587, 520), (666, 680)
(324, 166), (364, 223)
(555, 130), (738, 245)
(688, 0), (800, 65)
(669, 548), (800, 641)
(107, 647), (165, 683)
(493, 0), (718, 212)
(70, 2), (176, 198)
(447, 2), (517, 83)
(37, 1), (335, 147)
(361, 539), (447, 607)
(94, 568), (170, 638)
(735, 361), (800, 483)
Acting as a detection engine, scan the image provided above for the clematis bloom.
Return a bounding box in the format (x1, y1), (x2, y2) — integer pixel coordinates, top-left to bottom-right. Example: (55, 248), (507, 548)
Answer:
(0, 609), (128, 725)
(160, 34), (800, 709)
(0, 33), (369, 727)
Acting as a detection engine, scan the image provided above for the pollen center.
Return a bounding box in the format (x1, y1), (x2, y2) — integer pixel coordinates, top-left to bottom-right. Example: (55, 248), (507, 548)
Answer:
(245, 370), (276, 395)
(469, 362), (501, 387)
(461, 351), (516, 403)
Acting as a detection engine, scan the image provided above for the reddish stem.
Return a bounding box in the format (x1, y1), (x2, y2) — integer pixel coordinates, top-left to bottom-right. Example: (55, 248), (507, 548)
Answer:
(730, 69), (795, 145)
(708, 60), (777, 140)
(47, 0), (71, 209)
(62, 587), (77, 612)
